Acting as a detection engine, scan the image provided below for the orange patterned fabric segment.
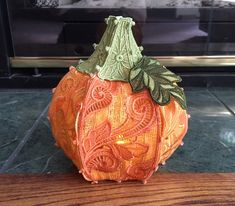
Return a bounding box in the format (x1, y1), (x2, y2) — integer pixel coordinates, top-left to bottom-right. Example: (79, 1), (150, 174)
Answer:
(48, 67), (188, 183)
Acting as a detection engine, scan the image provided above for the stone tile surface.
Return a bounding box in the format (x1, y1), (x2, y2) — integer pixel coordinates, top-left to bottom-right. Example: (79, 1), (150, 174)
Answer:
(0, 90), (51, 167)
(209, 87), (235, 114)
(6, 115), (75, 173)
(185, 88), (232, 117)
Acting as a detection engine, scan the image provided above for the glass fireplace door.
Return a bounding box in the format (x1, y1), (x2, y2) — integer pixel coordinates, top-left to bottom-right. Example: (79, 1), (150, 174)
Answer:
(6, 0), (235, 64)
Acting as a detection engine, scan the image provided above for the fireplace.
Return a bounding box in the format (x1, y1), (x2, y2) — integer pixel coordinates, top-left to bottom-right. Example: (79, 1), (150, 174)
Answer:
(1, 0), (235, 72)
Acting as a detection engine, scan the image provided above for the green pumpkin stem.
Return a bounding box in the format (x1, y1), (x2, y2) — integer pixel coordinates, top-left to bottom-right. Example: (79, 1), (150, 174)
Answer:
(77, 16), (142, 82)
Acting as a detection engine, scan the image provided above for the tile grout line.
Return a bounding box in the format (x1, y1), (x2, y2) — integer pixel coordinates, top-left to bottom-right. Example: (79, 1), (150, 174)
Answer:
(0, 103), (50, 173)
(207, 89), (235, 117)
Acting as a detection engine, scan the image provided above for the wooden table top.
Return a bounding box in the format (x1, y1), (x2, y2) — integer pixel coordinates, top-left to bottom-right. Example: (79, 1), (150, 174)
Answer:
(0, 173), (235, 206)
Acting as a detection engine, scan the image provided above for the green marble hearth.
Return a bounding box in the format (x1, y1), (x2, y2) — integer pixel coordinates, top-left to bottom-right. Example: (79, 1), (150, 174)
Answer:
(0, 88), (235, 173)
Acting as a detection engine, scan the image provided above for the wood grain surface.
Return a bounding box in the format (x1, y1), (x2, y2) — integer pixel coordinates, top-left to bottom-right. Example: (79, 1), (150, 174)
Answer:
(0, 173), (235, 206)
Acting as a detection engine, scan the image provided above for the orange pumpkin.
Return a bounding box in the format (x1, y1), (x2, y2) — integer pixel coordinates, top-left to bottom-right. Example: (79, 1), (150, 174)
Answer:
(48, 16), (188, 183)
(48, 67), (188, 183)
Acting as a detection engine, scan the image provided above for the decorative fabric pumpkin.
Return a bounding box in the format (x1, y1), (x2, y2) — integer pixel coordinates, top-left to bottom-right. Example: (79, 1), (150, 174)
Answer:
(48, 16), (189, 183)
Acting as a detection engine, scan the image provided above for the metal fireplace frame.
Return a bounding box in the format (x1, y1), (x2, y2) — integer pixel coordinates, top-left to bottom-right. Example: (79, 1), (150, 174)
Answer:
(10, 56), (235, 68)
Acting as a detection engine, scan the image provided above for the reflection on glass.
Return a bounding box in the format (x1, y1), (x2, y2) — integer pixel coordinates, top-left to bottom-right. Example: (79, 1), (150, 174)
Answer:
(30, 0), (235, 8)
(6, 0), (235, 56)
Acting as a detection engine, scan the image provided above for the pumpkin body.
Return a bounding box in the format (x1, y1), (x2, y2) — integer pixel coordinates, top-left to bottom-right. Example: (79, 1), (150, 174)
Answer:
(48, 67), (188, 182)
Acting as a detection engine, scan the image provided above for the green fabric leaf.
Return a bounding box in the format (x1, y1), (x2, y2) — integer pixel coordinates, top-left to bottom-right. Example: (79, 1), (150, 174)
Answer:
(129, 56), (187, 110)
